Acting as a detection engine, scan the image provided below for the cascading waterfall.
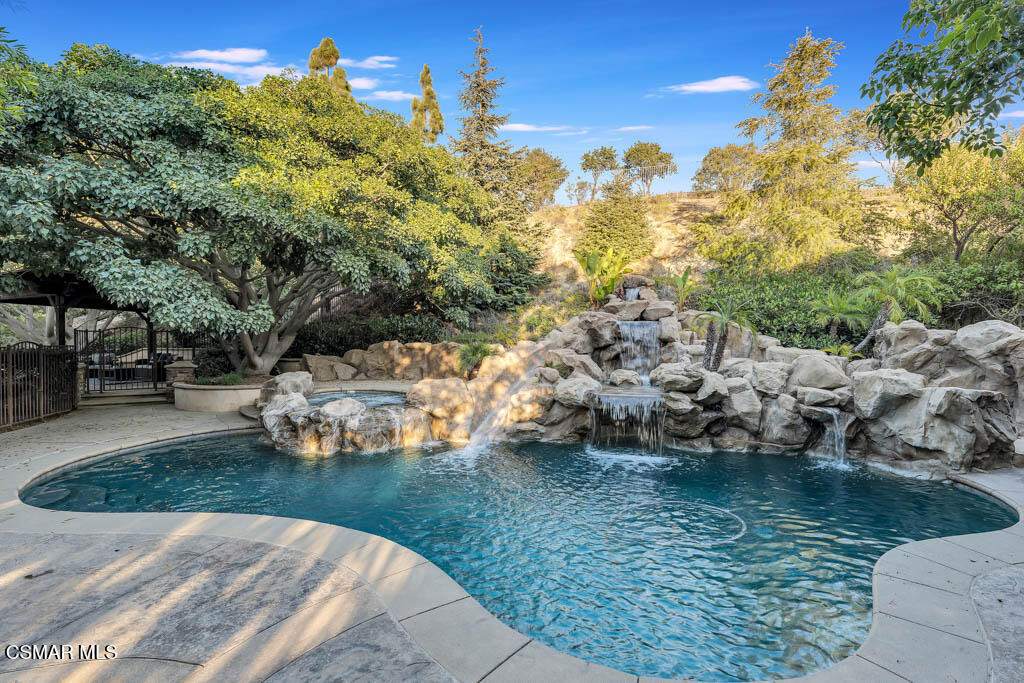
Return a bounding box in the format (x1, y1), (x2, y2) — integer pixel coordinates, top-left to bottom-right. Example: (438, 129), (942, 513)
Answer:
(821, 407), (847, 464)
(465, 355), (547, 451)
(616, 321), (660, 384)
(624, 287), (641, 301)
(588, 388), (666, 454)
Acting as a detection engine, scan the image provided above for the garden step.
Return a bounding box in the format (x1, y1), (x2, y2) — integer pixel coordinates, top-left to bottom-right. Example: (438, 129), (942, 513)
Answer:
(79, 392), (169, 408)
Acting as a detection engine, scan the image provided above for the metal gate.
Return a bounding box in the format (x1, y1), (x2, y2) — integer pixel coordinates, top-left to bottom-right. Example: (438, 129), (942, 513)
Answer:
(1, 343), (78, 428)
(74, 327), (217, 393)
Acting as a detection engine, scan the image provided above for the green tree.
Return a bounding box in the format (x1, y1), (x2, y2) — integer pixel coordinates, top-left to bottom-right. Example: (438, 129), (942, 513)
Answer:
(810, 290), (870, 337)
(568, 178), (591, 206)
(852, 266), (942, 352)
(695, 297), (757, 372)
(410, 63), (444, 144)
(0, 27), (36, 119)
(580, 146), (618, 201)
(724, 30), (865, 268)
(0, 46), (519, 372)
(692, 143), (758, 193)
(519, 148), (568, 211)
(308, 37), (351, 97)
(863, 0), (1024, 168)
(622, 141), (677, 197)
(575, 174), (654, 263)
(453, 28), (526, 232)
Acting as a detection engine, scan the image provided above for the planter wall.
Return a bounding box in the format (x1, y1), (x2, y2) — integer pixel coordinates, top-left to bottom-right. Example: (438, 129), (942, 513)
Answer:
(174, 383), (262, 413)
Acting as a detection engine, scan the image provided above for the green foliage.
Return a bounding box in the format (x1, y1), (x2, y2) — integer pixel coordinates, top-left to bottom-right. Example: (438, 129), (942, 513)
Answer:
(484, 234), (550, 311)
(291, 315), (447, 357)
(854, 265), (942, 325)
(308, 37), (351, 98)
(863, 0), (1024, 167)
(544, 360), (572, 379)
(194, 347), (234, 378)
(519, 148), (569, 211)
(580, 146), (618, 200)
(621, 141), (677, 197)
(695, 297), (758, 371)
(663, 266), (701, 308)
(567, 178), (591, 205)
(0, 28), (36, 120)
(458, 340), (497, 376)
(924, 258), (1024, 326)
(810, 289), (871, 336)
(575, 176), (654, 263)
(574, 249), (633, 309)
(193, 373), (249, 386)
(410, 64), (444, 143)
(691, 143), (758, 193)
(821, 342), (864, 359)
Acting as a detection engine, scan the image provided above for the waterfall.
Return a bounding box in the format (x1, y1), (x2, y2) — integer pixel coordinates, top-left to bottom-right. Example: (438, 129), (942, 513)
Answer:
(465, 350), (547, 451)
(617, 321), (660, 384)
(624, 287), (641, 301)
(822, 407), (847, 464)
(588, 388), (666, 453)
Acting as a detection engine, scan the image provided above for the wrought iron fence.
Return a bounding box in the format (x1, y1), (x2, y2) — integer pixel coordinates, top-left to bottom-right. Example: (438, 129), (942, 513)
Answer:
(1, 343), (78, 429)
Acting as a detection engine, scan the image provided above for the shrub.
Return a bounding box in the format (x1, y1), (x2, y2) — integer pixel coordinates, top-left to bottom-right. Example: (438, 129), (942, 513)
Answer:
(193, 373), (248, 386)
(924, 258), (1024, 327)
(485, 233), (551, 311)
(194, 347), (233, 378)
(290, 315), (447, 357)
(575, 177), (654, 263)
(458, 341), (497, 376)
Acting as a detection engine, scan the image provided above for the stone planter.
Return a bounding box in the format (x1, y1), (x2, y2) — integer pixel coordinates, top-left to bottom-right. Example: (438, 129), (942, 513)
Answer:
(276, 358), (303, 374)
(173, 383), (263, 413)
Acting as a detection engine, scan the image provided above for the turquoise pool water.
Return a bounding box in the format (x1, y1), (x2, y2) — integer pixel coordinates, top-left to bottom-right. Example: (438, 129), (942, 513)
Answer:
(22, 436), (1015, 681)
(306, 390), (406, 407)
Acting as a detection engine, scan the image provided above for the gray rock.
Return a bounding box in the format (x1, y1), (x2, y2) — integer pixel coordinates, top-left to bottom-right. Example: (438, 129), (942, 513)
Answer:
(797, 386), (841, 407)
(658, 315), (682, 342)
(750, 361), (792, 397)
(786, 354), (851, 391)
(603, 299), (649, 321)
(642, 300), (677, 321)
(760, 394), (812, 446)
(852, 369), (927, 419)
(723, 377), (761, 433)
(554, 375), (601, 408)
(537, 367), (562, 384)
(695, 372), (728, 405)
(577, 311), (620, 349)
(659, 341), (691, 365)
(764, 346), (825, 364)
(650, 362), (705, 392)
(608, 369), (642, 386)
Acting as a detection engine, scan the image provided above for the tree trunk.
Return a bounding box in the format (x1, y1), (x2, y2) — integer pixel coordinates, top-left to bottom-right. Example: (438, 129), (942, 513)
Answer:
(590, 174), (599, 201)
(702, 322), (717, 370)
(711, 326), (729, 372)
(829, 321), (838, 338)
(853, 303), (890, 354)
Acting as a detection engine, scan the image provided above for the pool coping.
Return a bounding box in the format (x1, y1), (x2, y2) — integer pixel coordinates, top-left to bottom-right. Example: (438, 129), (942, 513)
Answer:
(1, 414), (1022, 682)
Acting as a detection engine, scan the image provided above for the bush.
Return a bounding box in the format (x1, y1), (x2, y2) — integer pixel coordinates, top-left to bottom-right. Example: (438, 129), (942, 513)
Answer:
(290, 315), (447, 357)
(485, 233), (551, 311)
(194, 347), (233, 378)
(193, 373), (248, 386)
(924, 258), (1024, 327)
(458, 341), (497, 376)
(575, 178), (653, 263)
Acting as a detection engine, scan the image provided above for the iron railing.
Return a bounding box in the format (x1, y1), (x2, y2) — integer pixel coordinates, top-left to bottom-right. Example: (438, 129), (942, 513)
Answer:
(0, 342), (78, 429)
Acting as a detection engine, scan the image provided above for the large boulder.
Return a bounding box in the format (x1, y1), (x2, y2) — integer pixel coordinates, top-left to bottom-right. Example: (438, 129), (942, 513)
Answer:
(852, 369), (927, 419)
(603, 299), (649, 321)
(545, 348), (604, 383)
(953, 319), (1021, 351)
(506, 385), (555, 423)
(722, 377), (761, 433)
(642, 300), (677, 321)
(695, 372), (729, 405)
(750, 362), (792, 397)
(658, 316), (682, 342)
(660, 341), (691, 365)
(576, 311), (620, 349)
(650, 362), (705, 392)
(259, 391), (310, 444)
(764, 346), (825, 364)
(720, 358), (755, 382)
(260, 371), (314, 405)
(665, 391), (701, 418)
(425, 342), (462, 378)
(760, 394), (812, 446)
(554, 375), (601, 408)
(609, 369), (642, 387)
(786, 354), (851, 392)
(796, 386), (842, 407)
(302, 355), (358, 382)
(319, 397), (366, 427)
(407, 378), (474, 420)
(636, 287), (659, 301)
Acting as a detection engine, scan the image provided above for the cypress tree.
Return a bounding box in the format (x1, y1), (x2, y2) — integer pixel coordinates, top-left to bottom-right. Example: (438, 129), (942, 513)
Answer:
(410, 64), (444, 144)
(308, 37), (351, 98)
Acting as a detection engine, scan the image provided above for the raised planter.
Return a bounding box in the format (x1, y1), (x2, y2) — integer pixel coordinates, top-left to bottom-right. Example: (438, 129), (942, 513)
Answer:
(276, 358), (303, 374)
(173, 382), (262, 413)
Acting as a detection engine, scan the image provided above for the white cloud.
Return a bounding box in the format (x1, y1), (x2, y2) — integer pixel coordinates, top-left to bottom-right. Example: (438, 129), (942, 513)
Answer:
(338, 55), (398, 69)
(857, 160), (884, 168)
(553, 129), (590, 136)
(500, 123), (570, 132)
(364, 90), (416, 101)
(171, 48), (268, 63)
(1001, 110), (1024, 117)
(168, 60), (290, 82)
(616, 125), (653, 131)
(665, 76), (759, 94)
(348, 77), (380, 90)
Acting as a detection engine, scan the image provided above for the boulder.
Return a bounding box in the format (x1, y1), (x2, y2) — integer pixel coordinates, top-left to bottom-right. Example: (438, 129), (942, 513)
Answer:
(603, 299), (649, 321)
(320, 398), (366, 426)
(609, 369), (643, 387)
(642, 300), (677, 321)
(720, 358), (755, 382)
(676, 310), (705, 335)
(796, 386), (841, 407)
(786, 354), (851, 392)
(665, 408), (723, 439)
(577, 311), (619, 349)
(302, 354), (359, 382)
(360, 342), (390, 379)
(723, 377), (761, 433)
(750, 362), (792, 397)
(847, 358), (880, 374)
(695, 372), (728, 405)
(658, 316), (682, 342)
(953, 319), (1021, 351)
(537, 367), (562, 384)
(260, 371), (314, 405)
(425, 342), (462, 378)
(852, 369), (927, 419)
(650, 362), (705, 392)
(554, 375), (601, 408)
(545, 348), (604, 383)
(760, 394), (812, 446)
(406, 378), (474, 420)
(259, 391), (310, 443)
(621, 274), (655, 290)
(506, 421), (546, 440)
(636, 287), (659, 301)
(659, 341), (691, 365)
(506, 385), (555, 423)
(341, 349), (365, 371)
(665, 391), (701, 417)
(764, 346), (825, 364)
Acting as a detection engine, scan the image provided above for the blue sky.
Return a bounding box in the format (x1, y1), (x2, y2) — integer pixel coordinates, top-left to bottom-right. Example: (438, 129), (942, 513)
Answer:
(6, 0), (1011, 198)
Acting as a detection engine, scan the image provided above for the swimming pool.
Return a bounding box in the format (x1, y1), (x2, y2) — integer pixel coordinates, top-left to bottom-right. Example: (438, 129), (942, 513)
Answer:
(306, 390), (406, 408)
(22, 436), (1015, 681)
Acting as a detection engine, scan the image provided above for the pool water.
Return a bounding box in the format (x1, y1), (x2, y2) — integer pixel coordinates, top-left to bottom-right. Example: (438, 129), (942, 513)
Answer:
(23, 437), (1015, 681)
(306, 390), (406, 408)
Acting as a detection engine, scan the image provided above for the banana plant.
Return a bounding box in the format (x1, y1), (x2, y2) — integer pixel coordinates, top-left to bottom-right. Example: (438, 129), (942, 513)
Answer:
(574, 248), (632, 309)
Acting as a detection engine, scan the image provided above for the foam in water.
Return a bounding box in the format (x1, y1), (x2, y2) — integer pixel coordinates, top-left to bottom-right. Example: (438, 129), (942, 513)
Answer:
(589, 389), (666, 454)
(616, 320), (660, 384)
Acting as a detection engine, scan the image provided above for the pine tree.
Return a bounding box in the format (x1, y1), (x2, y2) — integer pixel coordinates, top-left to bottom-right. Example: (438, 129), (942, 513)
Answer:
(410, 64), (444, 144)
(308, 37), (351, 99)
(453, 28), (526, 231)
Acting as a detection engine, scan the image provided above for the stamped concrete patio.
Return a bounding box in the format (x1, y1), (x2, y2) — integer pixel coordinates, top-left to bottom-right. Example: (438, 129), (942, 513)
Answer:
(0, 403), (1022, 682)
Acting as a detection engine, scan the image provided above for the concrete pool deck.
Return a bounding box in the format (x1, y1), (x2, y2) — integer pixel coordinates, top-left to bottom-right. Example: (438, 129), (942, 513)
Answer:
(0, 405), (1022, 682)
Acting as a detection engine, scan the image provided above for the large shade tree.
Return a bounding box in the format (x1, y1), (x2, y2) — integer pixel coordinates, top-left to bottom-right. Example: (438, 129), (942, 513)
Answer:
(621, 141), (676, 197)
(0, 46), (519, 372)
